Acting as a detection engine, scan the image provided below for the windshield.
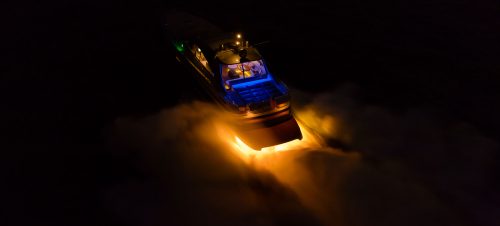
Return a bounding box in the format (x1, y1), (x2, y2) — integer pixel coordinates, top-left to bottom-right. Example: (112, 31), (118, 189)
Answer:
(221, 60), (267, 84)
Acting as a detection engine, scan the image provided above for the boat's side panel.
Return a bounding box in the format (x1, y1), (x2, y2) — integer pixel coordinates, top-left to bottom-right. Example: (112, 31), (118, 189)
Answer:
(174, 50), (232, 110)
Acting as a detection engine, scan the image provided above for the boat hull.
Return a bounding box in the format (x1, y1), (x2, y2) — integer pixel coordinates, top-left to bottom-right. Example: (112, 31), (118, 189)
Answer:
(233, 113), (303, 150)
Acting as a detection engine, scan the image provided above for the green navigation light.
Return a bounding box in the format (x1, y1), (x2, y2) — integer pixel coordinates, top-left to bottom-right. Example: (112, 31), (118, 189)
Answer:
(173, 41), (184, 53)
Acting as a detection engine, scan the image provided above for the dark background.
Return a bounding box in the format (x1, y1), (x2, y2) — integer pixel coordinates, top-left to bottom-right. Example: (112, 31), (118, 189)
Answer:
(4, 0), (500, 225)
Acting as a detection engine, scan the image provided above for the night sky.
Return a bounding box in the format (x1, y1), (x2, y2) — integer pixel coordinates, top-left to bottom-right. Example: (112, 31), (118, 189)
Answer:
(4, 0), (500, 225)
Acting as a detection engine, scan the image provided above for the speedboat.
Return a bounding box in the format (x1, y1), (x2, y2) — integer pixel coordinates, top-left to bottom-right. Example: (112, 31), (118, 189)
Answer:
(164, 11), (302, 150)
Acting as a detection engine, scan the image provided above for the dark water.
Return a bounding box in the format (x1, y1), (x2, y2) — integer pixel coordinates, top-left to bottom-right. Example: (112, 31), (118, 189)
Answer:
(4, 0), (499, 225)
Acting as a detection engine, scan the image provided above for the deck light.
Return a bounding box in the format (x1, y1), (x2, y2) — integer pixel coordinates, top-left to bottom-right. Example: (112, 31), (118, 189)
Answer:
(197, 48), (201, 52)
(236, 34), (241, 39)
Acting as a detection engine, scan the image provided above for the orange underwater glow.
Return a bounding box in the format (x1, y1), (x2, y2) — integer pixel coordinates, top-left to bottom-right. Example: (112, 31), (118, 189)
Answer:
(209, 106), (360, 226)
(217, 120), (324, 163)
